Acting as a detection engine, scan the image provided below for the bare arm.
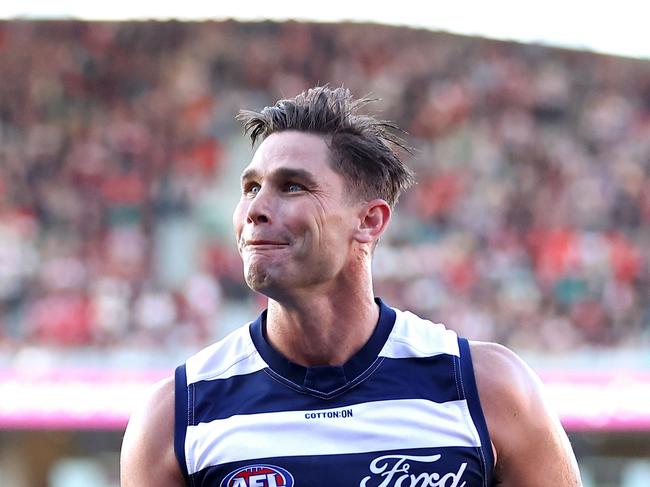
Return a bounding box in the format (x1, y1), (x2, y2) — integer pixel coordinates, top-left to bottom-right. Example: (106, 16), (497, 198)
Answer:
(470, 341), (582, 486)
(120, 377), (186, 487)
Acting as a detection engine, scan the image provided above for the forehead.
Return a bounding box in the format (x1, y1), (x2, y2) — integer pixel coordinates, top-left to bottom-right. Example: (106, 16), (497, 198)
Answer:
(242, 131), (337, 178)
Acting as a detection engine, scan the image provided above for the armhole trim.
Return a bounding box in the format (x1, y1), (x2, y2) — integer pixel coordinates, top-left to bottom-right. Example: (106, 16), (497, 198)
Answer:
(458, 338), (495, 486)
(174, 364), (191, 485)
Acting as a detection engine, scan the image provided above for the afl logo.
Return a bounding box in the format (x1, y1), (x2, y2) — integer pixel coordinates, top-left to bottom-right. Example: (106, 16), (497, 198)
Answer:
(221, 464), (294, 487)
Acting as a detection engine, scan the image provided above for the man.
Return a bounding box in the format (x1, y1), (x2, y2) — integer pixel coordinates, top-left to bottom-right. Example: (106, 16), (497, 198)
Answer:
(121, 86), (582, 486)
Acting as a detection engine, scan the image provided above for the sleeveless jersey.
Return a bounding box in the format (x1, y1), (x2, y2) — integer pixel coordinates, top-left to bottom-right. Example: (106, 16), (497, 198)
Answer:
(174, 299), (495, 487)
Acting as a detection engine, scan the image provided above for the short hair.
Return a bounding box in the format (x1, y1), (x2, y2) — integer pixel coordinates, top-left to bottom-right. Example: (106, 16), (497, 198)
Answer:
(237, 86), (415, 208)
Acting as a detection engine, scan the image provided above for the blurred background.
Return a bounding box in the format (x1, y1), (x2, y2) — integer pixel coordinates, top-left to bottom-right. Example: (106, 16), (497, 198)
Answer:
(1, 5), (650, 486)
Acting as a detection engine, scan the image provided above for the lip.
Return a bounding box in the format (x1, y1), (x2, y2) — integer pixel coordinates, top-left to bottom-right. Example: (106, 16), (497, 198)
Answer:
(243, 240), (290, 250)
(246, 240), (288, 245)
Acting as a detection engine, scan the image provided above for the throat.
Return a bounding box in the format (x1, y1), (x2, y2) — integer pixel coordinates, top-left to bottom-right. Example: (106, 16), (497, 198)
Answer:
(265, 297), (381, 367)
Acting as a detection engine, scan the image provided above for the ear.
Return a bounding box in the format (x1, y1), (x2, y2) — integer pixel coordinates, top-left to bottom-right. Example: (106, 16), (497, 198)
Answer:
(353, 199), (391, 244)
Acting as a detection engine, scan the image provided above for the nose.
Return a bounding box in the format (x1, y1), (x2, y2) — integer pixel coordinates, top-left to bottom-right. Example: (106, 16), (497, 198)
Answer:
(246, 187), (271, 225)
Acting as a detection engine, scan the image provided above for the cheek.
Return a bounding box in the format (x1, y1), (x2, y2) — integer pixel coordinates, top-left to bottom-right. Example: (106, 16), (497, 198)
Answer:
(310, 209), (347, 250)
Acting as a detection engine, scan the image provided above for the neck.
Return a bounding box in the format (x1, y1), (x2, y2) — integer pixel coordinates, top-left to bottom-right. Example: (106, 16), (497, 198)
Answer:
(264, 280), (379, 367)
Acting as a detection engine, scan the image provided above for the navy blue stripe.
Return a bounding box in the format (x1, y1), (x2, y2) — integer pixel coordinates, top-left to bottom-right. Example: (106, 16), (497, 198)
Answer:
(191, 354), (460, 424)
(191, 446), (485, 487)
(174, 364), (191, 485)
(458, 338), (495, 486)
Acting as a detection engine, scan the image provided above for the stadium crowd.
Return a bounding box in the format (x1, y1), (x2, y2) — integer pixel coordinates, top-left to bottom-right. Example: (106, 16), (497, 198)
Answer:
(1, 21), (650, 358)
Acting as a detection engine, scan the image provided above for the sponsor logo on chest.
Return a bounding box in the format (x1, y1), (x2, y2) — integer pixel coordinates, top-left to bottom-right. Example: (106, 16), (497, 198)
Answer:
(221, 454), (467, 487)
(361, 454), (467, 487)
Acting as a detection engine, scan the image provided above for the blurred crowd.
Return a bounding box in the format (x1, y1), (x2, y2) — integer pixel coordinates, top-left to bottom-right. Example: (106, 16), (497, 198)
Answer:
(1, 21), (650, 358)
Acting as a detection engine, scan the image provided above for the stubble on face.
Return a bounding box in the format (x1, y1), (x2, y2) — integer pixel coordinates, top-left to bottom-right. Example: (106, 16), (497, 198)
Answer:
(244, 255), (274, 291)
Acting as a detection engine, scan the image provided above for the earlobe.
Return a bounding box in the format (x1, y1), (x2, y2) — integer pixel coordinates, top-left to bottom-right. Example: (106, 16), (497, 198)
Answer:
(354, 199), (391, 244)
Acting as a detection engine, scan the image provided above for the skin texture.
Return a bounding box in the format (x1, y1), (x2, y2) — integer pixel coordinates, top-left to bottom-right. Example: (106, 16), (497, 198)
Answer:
(120, 131), (583, 486)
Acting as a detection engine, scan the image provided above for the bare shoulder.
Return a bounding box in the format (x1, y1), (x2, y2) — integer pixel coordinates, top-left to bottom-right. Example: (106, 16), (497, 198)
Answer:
(468, 341), (582, 486)
(120, 376), (185, 487)
(469, 341), (541, 411)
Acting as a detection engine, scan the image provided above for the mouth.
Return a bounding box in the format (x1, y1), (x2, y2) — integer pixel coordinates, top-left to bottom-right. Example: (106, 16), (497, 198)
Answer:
(243, 240), (290, 250)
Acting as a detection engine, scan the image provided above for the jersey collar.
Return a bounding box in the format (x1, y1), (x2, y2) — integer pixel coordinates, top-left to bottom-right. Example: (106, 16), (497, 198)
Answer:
(249, 298), (396, 394)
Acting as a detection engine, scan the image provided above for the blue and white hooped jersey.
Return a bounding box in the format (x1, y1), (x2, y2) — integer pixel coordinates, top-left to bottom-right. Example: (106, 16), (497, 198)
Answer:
(174, 299), (495, 487)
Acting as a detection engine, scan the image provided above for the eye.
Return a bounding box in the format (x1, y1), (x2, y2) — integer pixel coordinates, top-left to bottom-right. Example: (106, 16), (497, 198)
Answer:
(243, 182), (260, 196)
(285, 182), (305, 193)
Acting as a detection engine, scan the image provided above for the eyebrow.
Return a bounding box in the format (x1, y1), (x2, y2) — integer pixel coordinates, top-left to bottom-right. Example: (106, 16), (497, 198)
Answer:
(241, 167), (318, 186)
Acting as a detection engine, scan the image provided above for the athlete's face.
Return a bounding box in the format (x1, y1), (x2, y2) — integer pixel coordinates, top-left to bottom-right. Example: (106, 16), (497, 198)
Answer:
(233, 131), (361, 298)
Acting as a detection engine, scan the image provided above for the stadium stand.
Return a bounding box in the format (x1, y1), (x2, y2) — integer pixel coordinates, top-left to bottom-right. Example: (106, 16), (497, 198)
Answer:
(2, 21), (650, 356)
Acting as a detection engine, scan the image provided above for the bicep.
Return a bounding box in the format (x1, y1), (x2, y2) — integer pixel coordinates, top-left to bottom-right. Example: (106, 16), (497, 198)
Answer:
(120, 377), (185, 487)
(494, 380), (581, 486)
(471, 342), (582, 486)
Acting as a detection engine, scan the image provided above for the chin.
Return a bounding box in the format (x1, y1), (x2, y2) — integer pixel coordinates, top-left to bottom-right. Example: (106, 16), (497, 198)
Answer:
(245, 271), (268, 291)
(245, 268), (299, 302)
(246, 265), (278, 292)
